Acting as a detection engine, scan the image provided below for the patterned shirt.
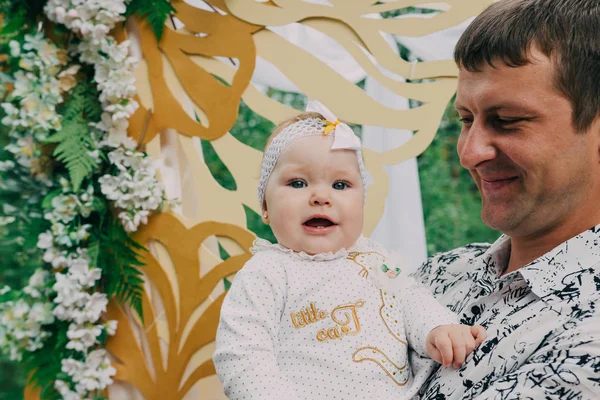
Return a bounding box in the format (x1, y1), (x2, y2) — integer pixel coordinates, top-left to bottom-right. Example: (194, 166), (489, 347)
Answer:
(414, 225), (600, 400)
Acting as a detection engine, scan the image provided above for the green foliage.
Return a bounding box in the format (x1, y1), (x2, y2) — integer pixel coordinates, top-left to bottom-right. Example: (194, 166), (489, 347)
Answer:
(218, 242), (229, 260)
(218, 243), (231, 290)
(380, 5), (438, 19)
(95, 213), (146, 322)
(46, 81), (101, 191)
(229, 96), (283, 151)
(201, 139), (237, 191)
(0, 0), (45, 44)
(243, 204), (276, 243)
(59, 77), (103, 121)
(0, 7), (26, 43)
(126, 0), (175, 40)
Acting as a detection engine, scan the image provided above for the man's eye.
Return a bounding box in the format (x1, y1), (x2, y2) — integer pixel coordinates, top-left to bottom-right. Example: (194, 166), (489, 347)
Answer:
(493, 117), (525, 131)
(332, 181), (349, 190)
(288, 180), (306, 188)
(496, 118), (521, 125)
(459, 116), (473, 125)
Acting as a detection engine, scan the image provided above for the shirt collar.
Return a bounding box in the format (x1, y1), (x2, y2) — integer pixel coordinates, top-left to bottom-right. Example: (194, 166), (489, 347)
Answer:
(470, 234), (511, 279)
(518, 225), (600, 304)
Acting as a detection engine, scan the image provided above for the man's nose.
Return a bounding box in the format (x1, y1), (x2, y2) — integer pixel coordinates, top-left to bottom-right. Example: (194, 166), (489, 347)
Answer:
(457, 122), (497, 170)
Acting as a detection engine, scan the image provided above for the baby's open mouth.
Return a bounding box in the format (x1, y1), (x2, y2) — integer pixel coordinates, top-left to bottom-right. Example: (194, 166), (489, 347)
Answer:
(303, 217), (335, 228)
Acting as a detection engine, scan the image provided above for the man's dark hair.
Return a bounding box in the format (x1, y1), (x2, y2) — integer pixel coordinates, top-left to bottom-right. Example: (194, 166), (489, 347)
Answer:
(454, 0), (600, 132)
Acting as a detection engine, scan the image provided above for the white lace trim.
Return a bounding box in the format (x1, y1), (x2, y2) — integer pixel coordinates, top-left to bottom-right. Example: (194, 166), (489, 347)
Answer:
(250, 237), (367, 261)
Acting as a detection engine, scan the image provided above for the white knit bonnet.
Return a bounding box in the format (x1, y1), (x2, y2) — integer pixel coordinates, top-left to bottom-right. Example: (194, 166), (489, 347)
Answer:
(258, 100), (369, 208)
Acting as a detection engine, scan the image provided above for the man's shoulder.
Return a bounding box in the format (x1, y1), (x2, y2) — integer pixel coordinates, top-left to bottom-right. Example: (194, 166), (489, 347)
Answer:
(412, 242), (491, 285)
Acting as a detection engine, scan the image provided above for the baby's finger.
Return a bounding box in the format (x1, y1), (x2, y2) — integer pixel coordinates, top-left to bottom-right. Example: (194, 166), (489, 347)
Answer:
(462, 329), (476, 355)
(435, 333), (453, 367)
(449, 331), (466, 368)
(428, 347), (443, 365)
(472, 325), (487, 345)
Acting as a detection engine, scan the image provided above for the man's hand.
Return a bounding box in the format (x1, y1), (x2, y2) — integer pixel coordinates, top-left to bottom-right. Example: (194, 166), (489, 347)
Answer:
(426, 324), (486, 368)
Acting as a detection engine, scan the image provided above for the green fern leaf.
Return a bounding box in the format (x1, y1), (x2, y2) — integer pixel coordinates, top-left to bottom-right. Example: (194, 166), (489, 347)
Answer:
(81, 81), (103, 122)
(97, 215), (146, 322)
(59, 83), (85, 121)
(126, 0), (175, 40)
(87, 237), (100, 269)
(45, 115), (97, 191)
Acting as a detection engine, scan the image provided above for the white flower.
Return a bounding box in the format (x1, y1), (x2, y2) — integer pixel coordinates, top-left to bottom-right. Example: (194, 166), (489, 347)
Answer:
(0, 160), (15, 171)
(99, 147), (165, 232)
(50, 194), (80, 224)
(0, 298), (54, 361)
(60, 349), (116, 394)
(23, 269), (51, 298)
(53, 7), (67, 23)
(44, 247), (70, 269)
(69, 257), (101, 288)
(61, 357), (84, 379)
(37, 232), (54, 249)
(66, 322), (102, 351)
(52, 303), (73, 321)
(54, 380), (80, 400)
(12, 300), (30, 319)
(9, 40), (20, 57)
(53, 273), (84, 309)
(28, 269), (49, 288)
(72, 223), (92, 243)
(28, 302), (54, 325)
(77, 292), (108, 324)
(59, 176), (71, 192)
(105, 320), (118, 336)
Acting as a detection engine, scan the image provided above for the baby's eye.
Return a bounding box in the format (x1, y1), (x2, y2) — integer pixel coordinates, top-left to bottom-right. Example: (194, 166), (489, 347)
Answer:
(288, 179), (307, 189)
(332, 181), (349, 190)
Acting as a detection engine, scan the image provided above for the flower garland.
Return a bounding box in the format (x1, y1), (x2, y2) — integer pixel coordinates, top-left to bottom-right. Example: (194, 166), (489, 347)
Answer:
(45, 0), (164, 232)
(0, 0), (174, 398)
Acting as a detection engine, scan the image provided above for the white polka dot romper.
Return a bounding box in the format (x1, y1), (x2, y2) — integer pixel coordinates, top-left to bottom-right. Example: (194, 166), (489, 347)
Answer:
(213, 236), (458, 400)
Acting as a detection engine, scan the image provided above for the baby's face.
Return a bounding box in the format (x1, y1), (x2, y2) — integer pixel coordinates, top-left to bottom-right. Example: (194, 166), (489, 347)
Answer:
(263, 135), (364, 255)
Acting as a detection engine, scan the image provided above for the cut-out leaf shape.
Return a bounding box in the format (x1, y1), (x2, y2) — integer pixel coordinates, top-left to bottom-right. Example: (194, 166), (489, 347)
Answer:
(105, 213), (254, 399)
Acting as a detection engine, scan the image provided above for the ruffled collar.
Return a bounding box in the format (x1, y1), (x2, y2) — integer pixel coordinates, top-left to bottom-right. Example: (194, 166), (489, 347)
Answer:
(250, 236), (366, 262)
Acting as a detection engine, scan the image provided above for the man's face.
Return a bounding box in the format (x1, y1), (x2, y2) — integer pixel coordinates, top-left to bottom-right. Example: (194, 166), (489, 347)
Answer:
(455, 48), (600, 239)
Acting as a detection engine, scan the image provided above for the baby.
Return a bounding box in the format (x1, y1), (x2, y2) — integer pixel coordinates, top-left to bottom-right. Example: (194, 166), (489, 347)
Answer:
(213, 101), (485, 399)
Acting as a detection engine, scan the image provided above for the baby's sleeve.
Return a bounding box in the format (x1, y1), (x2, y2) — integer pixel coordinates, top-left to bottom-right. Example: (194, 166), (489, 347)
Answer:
(399, 276), (460, 357)
(213, 253), (301, 400)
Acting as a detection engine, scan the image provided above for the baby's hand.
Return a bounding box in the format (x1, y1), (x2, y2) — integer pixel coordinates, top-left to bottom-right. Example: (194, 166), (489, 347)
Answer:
(425, 324), (486, 368)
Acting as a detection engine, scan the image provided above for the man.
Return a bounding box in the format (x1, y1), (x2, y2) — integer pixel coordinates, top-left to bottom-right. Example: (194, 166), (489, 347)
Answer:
(414, 0), (600, 398)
